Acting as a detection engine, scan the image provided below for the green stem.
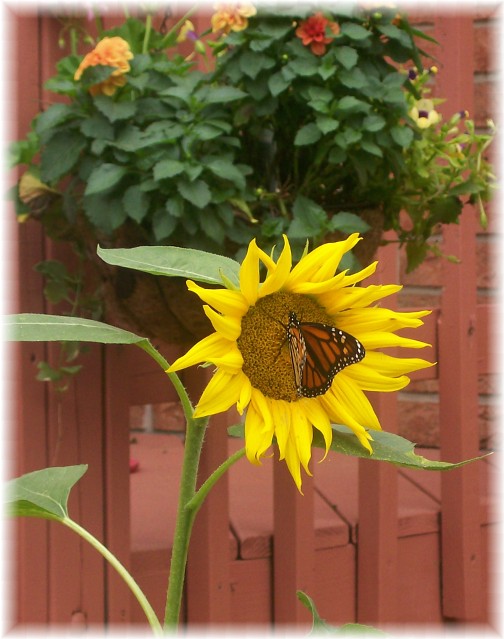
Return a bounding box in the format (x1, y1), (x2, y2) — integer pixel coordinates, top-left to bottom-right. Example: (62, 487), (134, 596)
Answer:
(186, 446), (246, 512)
(136, 341), (194, 425)
(143, 13), (153, 54)
(61, 517), (163, 635)
(163, 414), (209, 630)
(160, 5), (199, 48)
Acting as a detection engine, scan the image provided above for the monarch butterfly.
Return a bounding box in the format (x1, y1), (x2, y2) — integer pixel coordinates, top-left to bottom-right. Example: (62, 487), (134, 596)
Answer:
(287, 311), (365, 398)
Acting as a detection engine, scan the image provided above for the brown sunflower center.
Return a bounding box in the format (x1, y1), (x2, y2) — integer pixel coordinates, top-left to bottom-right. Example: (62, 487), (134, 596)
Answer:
(237, 291), (334, 401)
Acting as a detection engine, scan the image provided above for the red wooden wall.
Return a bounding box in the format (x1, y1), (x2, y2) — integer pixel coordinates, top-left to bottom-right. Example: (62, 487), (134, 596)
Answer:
(6, 5), (498, 631)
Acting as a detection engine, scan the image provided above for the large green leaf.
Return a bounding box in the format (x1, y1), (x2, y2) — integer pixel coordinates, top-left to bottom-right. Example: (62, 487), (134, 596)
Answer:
(4, 314), (148, 345)
(228, 423), (489, 471)
(297, 591), (385, 635)
(6, 465), (88, 520)
(97, 245), (240, 286)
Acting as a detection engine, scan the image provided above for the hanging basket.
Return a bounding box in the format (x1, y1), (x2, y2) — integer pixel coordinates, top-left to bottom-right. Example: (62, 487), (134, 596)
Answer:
(95, 259), (213, 345)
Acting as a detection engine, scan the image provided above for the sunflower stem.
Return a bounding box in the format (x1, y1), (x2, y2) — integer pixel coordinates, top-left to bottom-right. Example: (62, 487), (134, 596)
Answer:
(186, 447), (246, 512)
(163, 414), (209, 631)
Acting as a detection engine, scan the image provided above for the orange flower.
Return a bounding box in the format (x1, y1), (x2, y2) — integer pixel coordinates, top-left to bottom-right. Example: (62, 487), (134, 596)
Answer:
(295, 13), (340, 56)
(211, 2), (257, 34)
(74, 36), (133, 96)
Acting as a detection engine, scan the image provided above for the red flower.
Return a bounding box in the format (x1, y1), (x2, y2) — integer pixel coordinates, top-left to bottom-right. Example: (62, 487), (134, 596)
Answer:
(295, 13), (340, 56)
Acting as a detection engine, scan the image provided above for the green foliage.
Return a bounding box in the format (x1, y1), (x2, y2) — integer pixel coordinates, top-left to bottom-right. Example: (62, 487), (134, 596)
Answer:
(97, 244), (240, 286)
(10, 6), (494, 276)
(6, 465), (88, 520)
(297, 591), (386, 635)
(228, 422), (490, 471)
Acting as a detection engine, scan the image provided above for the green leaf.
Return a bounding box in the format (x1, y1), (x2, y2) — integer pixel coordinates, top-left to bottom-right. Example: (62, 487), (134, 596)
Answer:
(337, 96), (371, 114)
(205, 158), (245, 189)
(83, 193), (127, 232)
(228, 423), (490, 471)
(297, 590), (386, 634)
(328, 211), (371, 234)
(93, 95), (137, 122)
(35, 104), (74, 135)
(333, 46), (358, 70)
(97, 245), (240, 286)
(5, 465), (88, 520)
(315, 116), (339, 134)
(268, 71), (290, 97)
(80, 114), (115, 140)
(123, 184), (150, 223)
(4, 313), (149, 345)
(340, 23), (372, 41)
(40, 131), (87, 183)
(362, 114), (386, 132)
(153, 158), (185, 180)
(288, 196), (327, 239)
(152, 208), (177, 241)
(204, 86), (247, 103)
(294, 123), (322, 146)
(79, 64), (117, 89)
(84, 163), (127, 196)
(390, 125), (414, 147)
(177, 179), (211, 209)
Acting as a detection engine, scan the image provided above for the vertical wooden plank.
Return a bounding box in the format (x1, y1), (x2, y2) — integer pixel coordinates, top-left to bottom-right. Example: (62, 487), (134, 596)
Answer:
(185, 368), (231, 624)
(273, 462), (314, 625)
(11, 10), (51, 625)
(357, 234), (399, 624)
(435, 13), (484, 622)
(104, 345), (133, 624)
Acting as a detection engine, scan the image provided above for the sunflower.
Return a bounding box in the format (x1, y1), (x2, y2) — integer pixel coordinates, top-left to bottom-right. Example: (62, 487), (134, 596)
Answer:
(168, 234), (433, 491)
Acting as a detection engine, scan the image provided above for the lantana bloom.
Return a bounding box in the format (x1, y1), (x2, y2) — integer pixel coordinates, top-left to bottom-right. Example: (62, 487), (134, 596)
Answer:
(74, 36), (133, 96)
(295, 12), (340, 56)
(168, 235), (433, 491)
(409, 98), (441, 129)
(211, 2), (257, 34)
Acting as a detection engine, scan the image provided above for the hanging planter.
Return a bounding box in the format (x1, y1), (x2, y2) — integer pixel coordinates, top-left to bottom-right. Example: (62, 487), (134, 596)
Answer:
(10, 5), (494, 348)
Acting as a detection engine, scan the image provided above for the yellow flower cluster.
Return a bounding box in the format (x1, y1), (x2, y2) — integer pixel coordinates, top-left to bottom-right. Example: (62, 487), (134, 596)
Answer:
(211, 2), (257, 34)
(74, 36), (133, 96)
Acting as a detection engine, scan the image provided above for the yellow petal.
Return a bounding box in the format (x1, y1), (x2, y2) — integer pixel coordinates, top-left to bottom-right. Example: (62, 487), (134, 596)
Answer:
(342, 364), (411, 392)
(337, 307), (431, 334)
(322, 390), (375, 454)
(193, 369), (244, 418)
(300, 397), (332, 460)
(270, 398), (291, 460)
(258, 235), (292, 298)
(287, 234), (361, 288)
(245, 390), (275, 464)
(167, 333), (231, 372)
(237, 373), (253, 414)
(322, 284), (402, 314)
(363, 351), (435, 376)
(187, 280), (248, 317)
(203, 305), (241, 341)
(331, 374), (382, 430)
(290, 402), (313, 475)
(239, 239), (260, 306)
(358, 332), (431, 350)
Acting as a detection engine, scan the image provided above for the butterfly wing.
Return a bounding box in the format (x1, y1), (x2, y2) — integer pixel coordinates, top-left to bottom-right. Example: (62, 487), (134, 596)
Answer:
(288, 312), (365, 398)
(287, 316), (307, 391)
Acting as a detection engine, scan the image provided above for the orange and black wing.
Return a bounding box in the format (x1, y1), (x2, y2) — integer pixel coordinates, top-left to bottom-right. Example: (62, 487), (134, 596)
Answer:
(288, 312), (365, 398)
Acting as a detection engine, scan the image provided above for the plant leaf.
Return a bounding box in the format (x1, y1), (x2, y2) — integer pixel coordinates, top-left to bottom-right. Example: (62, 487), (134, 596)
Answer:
(228, 423), (490, 471)
(3, 314), (149, 345)
(5, 465), (88, 520)
(97, 245), (240, 286)
(297, 591), (386, 635)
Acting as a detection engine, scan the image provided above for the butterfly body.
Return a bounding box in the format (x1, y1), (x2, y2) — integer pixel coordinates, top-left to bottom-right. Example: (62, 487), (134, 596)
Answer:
(287, 311), (365, 398)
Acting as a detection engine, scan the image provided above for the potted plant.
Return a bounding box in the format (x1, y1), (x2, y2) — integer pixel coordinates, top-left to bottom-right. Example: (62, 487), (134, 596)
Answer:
(10, 3), (494, 349)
